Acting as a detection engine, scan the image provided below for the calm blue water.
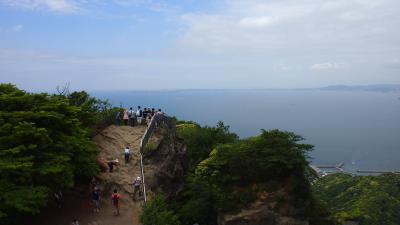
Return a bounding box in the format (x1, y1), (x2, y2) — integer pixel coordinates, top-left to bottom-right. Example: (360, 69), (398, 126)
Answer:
(92, 90), (400, 173)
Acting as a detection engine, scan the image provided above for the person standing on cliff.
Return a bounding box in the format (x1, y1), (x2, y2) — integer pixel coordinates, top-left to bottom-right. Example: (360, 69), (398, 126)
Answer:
(122, 109), (129, 125)
(132, 176), (141, 199)
(111, 189), (121, 215)
(92, 188), (100, 212)
(128, 107), (135, 126)
(107, 158), (119, 173)
(136, 106), (143, 125)
(124, 147), (131, 164)
(115, 111), (122, 124)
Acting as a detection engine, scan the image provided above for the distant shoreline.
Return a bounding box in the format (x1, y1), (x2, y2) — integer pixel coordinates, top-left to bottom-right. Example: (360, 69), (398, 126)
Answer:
(88, 84), (400, 93)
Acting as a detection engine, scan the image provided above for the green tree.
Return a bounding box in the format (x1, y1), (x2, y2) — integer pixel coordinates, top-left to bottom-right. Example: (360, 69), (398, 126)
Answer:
(175, 129), (314, 225)
(313, 173), (400, 225)
(177, 121), (238, 170)
(141, 193), (181, 225)
(0, 84), (99, 224)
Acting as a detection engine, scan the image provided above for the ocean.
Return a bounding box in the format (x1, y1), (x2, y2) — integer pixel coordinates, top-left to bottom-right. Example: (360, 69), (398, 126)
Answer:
(92, 90), (400, 173)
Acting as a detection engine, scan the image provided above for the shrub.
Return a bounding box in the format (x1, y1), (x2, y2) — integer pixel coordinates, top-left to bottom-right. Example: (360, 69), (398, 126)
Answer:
(141, 193), (180, 225)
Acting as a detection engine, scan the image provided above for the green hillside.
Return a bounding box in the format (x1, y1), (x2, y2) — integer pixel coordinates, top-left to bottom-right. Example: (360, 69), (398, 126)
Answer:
(0, 84), (117, 224)
(313, 173), (400, 225)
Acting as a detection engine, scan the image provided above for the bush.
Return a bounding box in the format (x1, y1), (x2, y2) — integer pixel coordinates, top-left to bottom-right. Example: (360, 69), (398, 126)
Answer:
(177, 121), (238, 171)
(144, 142), (157, 155)
(141, 193), (180, 225)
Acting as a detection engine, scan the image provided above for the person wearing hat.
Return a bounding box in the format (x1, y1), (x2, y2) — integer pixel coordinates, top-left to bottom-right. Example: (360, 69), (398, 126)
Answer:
(107, 158), (119, 173)
(132, 176), (142, 199)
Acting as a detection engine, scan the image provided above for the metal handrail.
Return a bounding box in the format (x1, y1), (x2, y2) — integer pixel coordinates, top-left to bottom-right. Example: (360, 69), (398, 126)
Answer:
(138, 113), (174, 206)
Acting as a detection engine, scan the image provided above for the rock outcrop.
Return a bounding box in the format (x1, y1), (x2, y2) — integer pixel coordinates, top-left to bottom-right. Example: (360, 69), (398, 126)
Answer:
(218, 175), (331, 225)
(219, 200), (308, 225)
(142, 128), (188, 198)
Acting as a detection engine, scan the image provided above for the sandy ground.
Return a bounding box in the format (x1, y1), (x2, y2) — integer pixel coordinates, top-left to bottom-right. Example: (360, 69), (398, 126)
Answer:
(27, 125), (148, 225)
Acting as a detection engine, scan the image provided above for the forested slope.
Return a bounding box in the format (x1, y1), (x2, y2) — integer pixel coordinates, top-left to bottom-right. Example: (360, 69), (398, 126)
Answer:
(0, 84), (117, 225)
(141, 122), (332, 225)
(313, 173), (400, 225)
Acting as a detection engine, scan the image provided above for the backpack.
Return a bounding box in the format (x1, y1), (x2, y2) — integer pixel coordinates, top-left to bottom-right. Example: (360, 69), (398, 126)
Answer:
(136, 109), (142, 117)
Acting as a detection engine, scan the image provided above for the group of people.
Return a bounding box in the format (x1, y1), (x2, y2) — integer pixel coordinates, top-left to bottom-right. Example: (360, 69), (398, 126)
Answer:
(103, 146), (143, 214)
(110, 176), (142, 216)
(116, 106), (164, 126)
(70, 145), (143, 224)
(106, 146), (131, 173)
(87, 178), (142, 217)
(70, 105), (163, 223)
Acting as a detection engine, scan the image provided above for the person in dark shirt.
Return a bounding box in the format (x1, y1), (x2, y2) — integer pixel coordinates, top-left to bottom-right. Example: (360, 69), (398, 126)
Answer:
(92, 189), (100, 212)
(143, 108), (148, 121)
(107, 159), (119, 173)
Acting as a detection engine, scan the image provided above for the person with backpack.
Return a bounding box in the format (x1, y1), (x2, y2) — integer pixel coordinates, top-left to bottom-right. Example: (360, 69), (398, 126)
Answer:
(132, 176), (142, 200)
(136, 106), (143, 125)
(111, 189), (121, 215)
(92, 188), (100, 212)
(124, 147), (131, 164)
(128, 107), (135, 126)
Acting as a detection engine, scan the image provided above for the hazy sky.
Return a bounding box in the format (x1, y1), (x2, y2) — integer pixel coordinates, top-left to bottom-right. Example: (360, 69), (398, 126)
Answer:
(0, 0), (399, 91)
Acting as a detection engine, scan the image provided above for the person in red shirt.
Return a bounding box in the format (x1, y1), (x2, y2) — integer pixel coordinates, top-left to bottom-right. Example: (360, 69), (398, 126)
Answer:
(111, 189), (121, 215)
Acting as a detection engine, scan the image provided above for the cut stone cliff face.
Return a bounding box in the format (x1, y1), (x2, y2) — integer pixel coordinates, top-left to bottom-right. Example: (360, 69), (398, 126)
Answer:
(142, 128), (188, 198)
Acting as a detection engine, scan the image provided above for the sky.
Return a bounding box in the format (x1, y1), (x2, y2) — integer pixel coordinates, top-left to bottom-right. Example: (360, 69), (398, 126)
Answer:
(0, 0), (400, 91)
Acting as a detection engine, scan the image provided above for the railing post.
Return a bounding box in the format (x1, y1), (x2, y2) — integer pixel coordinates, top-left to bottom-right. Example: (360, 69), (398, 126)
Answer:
(139, 152), (147, 205)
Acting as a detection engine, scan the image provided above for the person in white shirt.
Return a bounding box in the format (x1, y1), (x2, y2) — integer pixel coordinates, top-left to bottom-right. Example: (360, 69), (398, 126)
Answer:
(136, 106), (143, 125)
(124, 147), (131, 164)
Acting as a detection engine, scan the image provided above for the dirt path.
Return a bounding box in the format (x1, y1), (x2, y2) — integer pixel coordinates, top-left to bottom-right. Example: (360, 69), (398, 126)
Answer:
(27, 125), (147, 225)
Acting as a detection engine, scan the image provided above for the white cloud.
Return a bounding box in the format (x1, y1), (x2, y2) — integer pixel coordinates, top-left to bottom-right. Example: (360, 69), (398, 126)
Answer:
(177, 0), (400, 56)
(12, 24), (23, 32)
(1, 0), (400, 89)
(311, 62), (346, 71)
(2, 0), (80, 13)
(113, 0), (178, 14)
(239, 16), (273, 28)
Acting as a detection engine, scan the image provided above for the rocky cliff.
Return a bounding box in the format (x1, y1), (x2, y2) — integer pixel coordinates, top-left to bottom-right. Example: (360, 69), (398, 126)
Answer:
(142, 127), (188, 198)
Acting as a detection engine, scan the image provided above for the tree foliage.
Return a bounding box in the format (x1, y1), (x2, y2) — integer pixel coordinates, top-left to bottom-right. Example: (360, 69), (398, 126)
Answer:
(0, 84), (106, 224)
(141, 193), (181, 225)
(174, 127), (315, 225)
(313, 173), (400, 225)
(177, 121), (238, 171)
